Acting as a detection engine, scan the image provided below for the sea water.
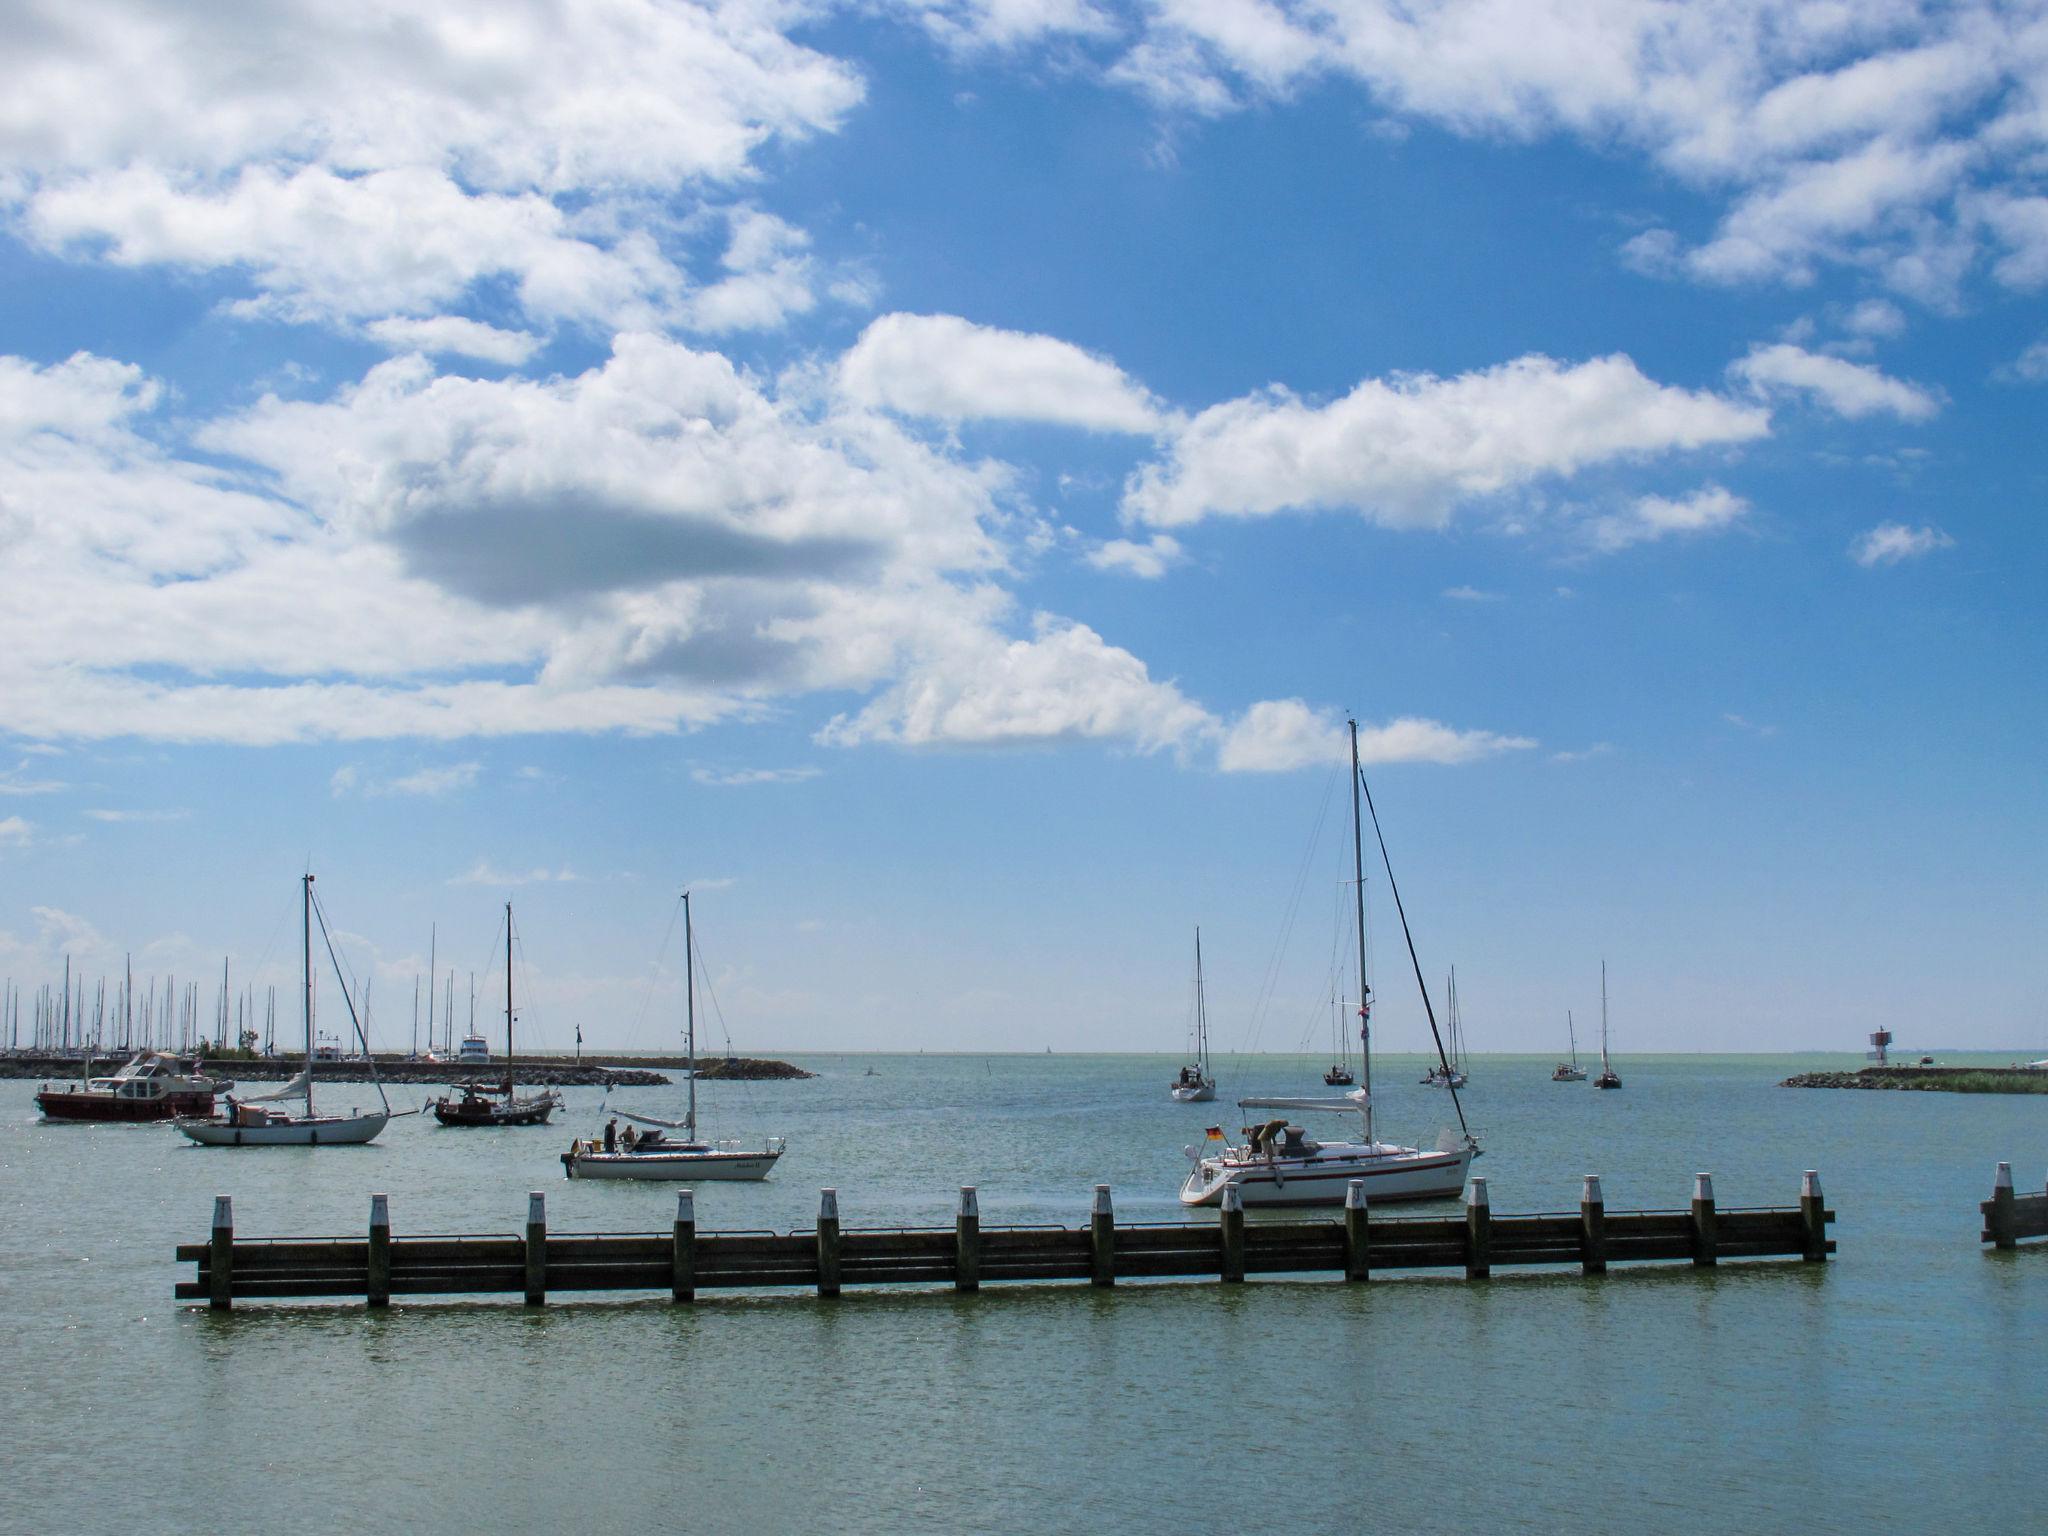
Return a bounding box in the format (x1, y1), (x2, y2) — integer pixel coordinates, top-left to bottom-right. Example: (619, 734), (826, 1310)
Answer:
(3, 1053), (2043, 1535)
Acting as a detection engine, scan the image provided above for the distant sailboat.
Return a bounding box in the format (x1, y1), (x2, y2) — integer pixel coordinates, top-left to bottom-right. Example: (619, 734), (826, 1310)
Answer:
(432, 901), (563, 1127)
(1552, 1010), (1587, 1081)
(1323, 991), (1355, 1086)
(1422, 967), (1470, 1087)
(1170, 929), (1216, 1103)
(1593, 962), (1622, 1089)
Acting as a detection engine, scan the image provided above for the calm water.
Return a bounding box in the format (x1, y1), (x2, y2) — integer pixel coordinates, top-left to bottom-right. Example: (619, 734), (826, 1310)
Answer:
(4, 1052), (2044, 1535)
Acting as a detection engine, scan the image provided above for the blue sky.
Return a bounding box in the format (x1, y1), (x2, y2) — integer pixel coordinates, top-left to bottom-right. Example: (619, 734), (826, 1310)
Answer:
(1, 1), (2043, 1055)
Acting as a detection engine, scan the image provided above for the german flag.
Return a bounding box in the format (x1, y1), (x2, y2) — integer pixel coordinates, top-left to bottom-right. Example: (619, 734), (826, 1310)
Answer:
(1205, 1126), (1225, 1140)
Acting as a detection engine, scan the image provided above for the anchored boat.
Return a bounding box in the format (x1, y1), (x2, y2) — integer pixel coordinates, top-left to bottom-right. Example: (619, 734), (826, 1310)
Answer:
(432, 901), (562, 1128)
(1593, 962), (1622, 1089)
(36, 1051), (226, 1123)
(1181, 717), (1480, 1208)
(562, 889), (784, 1181)
(1169, 928), (1216, 1103)
(1552, 1009), (1587, 1081)
(177, 874), (400, 1146)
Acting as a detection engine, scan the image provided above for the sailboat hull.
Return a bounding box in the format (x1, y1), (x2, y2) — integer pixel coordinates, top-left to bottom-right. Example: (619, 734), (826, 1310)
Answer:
(1179, 1145), (1472, 1207)
(1169, 1083), (1215, 1103)
(562, 1146), (781, 1181)
(176, 1110), (389, 1146)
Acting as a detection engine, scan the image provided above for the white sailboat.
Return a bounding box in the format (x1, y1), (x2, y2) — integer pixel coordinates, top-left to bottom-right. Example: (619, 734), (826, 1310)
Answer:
(1551, 1010), (1587, 1081)
(1181, 718), (1480, 1208)
(177, 874), (394, 1147)
(1593, 962), (1622, 1089)
(1422, 967), (1469, 1087)
(1169, 928), (1216, 1103)
(561, 890), (785, 1181)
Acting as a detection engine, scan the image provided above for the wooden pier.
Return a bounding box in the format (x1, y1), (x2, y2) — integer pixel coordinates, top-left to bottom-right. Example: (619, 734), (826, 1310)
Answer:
(177, 1172), (1833, 1309)
(1981, 1161), (2048, 1248)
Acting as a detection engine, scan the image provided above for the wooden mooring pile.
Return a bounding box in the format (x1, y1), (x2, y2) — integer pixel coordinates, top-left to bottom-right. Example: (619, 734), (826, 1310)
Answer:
(177, 1172), (1833, 1309)
(1981, 1161), (2048, 1248)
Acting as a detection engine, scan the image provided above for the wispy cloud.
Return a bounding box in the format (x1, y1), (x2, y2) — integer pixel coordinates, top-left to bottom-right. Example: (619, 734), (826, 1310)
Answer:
(0, 761), (67, 795)
(1442, 585), (1502, 602)
(0, 816), (33, 847)
(1723, 712), (1779, 737)
(690, 766), (822, 787)
(1584, 486), (1749, 553)
(1087, 535), (1185, 579)
(83, 808), (191, 823)
(334, 762), (482, 798)
(1850, 522), (1954, 567)
(448, 861), (582, 887)
(1216, 699), (1535, 772)
(1551, 743), (1612, 764)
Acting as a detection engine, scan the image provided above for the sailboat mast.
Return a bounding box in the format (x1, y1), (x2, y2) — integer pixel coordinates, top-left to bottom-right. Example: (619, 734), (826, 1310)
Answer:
(683, 891), (697, 1140)
(1348, 719), (1373, 1143)
(1568, 1009), (1578, 1067)
(1600, 961), (1610, 1070)
(302, 873), (315, 1116)
(1194, 927), (1207, 1076)
(505, 901), (515, 1068)
(426, 924), (436, 1056)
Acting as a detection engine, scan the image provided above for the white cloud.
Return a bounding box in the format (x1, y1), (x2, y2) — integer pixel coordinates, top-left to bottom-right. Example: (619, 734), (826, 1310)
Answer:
(2005, 336), (2048, 382)
(1584, 486), (1750, 553)
(365, 316), (542, 366)
(2, 0), (863, 338)
(0, 815), (33, 847)
(0, 760), (67, 795)
(1087, 535), (1185, 579)
(1850, 522), (1955, 566)
(690, 766), (822, 785)
(331, 762), (481, 797)
(448, 860), (582, 886)
(82, 808), (190, 822)
(1731, 344), (1941, 421)
(1215, 698), (1535, 773)
(838, 314), (1167, 432)
(1123, 353), (1767, 529)
(1550, 742), (1612, 763)
(1442, 585), (1501, 602)
(1840, 299), (1907, 340)
(1723, 712), (1778, 737)
(819, 612), (1213, 752)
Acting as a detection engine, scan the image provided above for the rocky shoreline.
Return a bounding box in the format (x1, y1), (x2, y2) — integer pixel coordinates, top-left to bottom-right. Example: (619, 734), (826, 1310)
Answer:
(1782, 1065), (2048, 1094)
(4, 1052), (817, 1087)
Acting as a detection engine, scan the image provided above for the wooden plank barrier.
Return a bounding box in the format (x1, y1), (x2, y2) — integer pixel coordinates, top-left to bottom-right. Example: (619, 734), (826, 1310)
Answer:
(1981, 1161), (2048, 1248)
(177, 1175), (1836, 1308)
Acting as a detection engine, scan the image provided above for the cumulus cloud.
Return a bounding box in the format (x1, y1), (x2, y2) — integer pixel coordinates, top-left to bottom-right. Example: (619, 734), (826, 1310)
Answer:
(1216, 698), (1535, 773)
(365, 316), (543, 366)
(1583, 486), (1750, 553)
(2, 0), (862, 338)
(1087, 535), (1185, 579)
(838, 313), (1168, 432)
(818, 612), (1213, 752)
(1124, 353), (1767, 529)
(1850, 522), (1954, 566)
(1731, 344), (1941, 421)
(1054, 1), (2038, 302)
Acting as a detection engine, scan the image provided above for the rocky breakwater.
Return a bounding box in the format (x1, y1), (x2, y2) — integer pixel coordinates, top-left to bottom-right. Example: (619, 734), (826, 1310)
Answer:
(1782, 1065), (2048, 1094)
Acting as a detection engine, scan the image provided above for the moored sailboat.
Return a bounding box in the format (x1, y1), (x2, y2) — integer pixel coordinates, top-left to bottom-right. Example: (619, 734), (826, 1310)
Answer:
(1552, 1010), (1587, 1081)
(1169, 929), (1216, 1103)
(177, 875), (397, 1146)
(561, 890), (784, 1180)
(1422, 967), (1470, 1087)
(432, 901), (562, 1127)
(1593, 962), (1622, 1089)
(1181, 718), (1481, 1208)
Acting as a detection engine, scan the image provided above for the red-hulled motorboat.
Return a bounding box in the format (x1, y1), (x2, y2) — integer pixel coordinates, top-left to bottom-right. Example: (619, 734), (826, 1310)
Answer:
(36, 1052), (228, 1122)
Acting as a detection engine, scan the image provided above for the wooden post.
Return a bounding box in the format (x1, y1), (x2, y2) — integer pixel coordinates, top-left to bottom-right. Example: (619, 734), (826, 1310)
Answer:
(1219, 1183), (1245, 1283)
(1691, 1172), (1718, 1267)
(671, 1189), (695, 1303)
(367, 1193), (391, 1308)
(1342, 1178), (1370, 1282)
(523, 1191), (546, 1306)
(954, 1186), (980, 1293)
(1580, 1175), (1606, 1275)
(1990, 1162), (2016, 1251)
(1090, 1184), (1115, 1288)
(817, 1188), (841, 1297)
(208, 1195), (233, 1311)
(1465, 1176), (1490, 1279)
(1800, 1170), (1828, 1262)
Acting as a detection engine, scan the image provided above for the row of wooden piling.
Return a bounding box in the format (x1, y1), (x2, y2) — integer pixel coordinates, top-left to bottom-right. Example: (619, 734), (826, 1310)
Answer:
(181, 1172), (1833, 1309)
(1982, 1161), (2048, 1249)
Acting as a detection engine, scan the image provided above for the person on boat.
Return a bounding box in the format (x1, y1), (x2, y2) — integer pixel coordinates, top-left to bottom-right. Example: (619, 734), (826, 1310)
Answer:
(603, 1118), (617, 1152)
(623, 1124), (639, 1149)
